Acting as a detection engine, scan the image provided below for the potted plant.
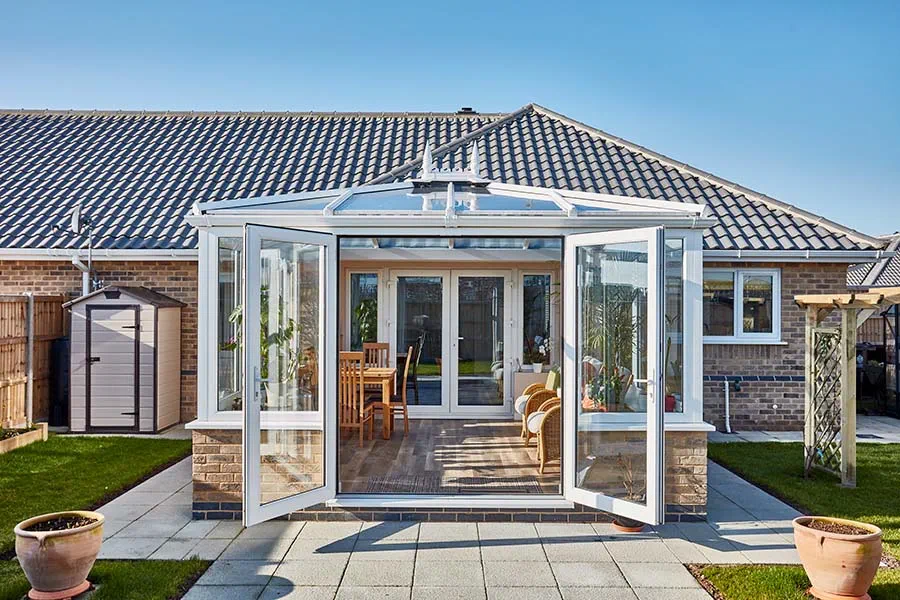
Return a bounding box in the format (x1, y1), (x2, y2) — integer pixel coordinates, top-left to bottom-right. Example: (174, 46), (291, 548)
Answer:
(15, 510), (105, 599)
(612, 454), (646, 532)
(524, 335), (549, 373)
(793, 516), (882, 600)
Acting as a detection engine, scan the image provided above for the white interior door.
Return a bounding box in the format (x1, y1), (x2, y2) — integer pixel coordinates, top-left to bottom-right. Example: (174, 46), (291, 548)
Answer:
(563, 227), (666, 525)
(450, 271), (513, 416)
(243, 225), (337, 526)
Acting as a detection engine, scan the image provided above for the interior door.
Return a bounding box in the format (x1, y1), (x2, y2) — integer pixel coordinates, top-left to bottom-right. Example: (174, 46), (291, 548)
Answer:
(242, 225), (337, 526)
(450, 271), (512, 415)
(563, 227), (665, 525)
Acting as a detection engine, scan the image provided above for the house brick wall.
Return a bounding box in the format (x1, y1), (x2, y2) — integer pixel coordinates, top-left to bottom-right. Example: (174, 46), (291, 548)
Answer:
(0, 259), (199, 422)
(703, 261), (848, 431)
(191, 429), (706, 522)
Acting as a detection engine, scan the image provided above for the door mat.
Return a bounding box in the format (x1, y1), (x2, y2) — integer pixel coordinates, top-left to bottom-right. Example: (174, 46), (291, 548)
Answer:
(364, 474), (543, 494)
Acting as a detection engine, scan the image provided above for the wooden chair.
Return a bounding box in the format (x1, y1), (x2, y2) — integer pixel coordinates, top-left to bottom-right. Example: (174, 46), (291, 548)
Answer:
(521, 388), (558, 444)
(408, 334), (426, 405)
(514, 369), (560, 417)
(371, 345), (413, 435)
(534, 403), (561, 474)
(362, 341), (390, 394)
(339, 351), (375, 448)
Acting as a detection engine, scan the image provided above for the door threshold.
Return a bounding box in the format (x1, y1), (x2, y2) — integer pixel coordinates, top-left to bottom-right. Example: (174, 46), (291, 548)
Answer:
(330, 494), (573, 509)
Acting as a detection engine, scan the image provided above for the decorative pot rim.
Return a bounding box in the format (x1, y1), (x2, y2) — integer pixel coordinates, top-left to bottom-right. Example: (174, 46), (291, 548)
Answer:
(14, 511), (105, 542)
(792, 516), (882, 542)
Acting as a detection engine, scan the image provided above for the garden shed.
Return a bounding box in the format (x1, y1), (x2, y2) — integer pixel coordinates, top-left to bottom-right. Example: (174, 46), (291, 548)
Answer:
(64, 286), (184, 433)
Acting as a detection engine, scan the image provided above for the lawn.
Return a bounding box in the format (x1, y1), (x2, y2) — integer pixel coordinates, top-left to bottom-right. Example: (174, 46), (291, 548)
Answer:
(0, 435), (191, 555)
(700, 565), (900, 600)
(708, 442), (900, 559)
(0, 558), (209, 600)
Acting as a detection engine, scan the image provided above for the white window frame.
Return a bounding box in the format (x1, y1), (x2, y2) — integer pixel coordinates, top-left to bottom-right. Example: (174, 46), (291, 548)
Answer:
(518, 270), (559, 369)
(342, 269), (386, 351)
(703, 268), (781, 344)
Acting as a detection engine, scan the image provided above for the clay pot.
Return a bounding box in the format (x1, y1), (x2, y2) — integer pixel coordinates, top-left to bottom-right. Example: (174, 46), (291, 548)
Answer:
(15, 511), (104, 600)
(612, 517), (645, 533)
(793, 516), (882, 600)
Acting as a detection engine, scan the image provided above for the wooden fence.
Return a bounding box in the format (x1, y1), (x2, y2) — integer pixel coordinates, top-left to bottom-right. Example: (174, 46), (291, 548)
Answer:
(0, 295), (65, 428)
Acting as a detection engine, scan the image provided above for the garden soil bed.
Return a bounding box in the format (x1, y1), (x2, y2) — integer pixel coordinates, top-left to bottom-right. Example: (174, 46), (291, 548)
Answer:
(23, 515), (99, 532)
(804, 519), (872, 536)
(0, 423), (47, 454)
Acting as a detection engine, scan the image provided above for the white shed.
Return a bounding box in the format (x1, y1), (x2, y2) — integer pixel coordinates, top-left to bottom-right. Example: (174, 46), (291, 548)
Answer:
(64, 286), (184, 433)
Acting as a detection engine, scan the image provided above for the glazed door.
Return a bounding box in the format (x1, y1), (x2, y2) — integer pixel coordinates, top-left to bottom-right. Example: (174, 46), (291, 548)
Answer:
(563, 227), (666, 525)
(242, 225), (337, 526)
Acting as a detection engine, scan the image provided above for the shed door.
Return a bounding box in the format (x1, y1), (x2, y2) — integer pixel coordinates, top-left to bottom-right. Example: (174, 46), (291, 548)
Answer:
(242, 225), (337, 526)
(87, 305), (140, 431)
(563, 227), (666, 525)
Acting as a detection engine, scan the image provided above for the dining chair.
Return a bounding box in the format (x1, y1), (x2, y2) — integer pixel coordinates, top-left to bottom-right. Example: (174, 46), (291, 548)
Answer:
(533, 402), (561, 474)
(408, 334), (426, 405)
(339, 351), (375, 448)
(521, 388), (558, 444)
(362, 341), (391, 395)
(371, 345), (413, 435)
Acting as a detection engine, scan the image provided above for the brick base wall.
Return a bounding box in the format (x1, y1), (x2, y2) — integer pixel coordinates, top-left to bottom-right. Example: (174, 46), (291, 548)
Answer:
(0, 260), (199, 422)
(703, 262), (848, 431)
(191, 429), (707, 523)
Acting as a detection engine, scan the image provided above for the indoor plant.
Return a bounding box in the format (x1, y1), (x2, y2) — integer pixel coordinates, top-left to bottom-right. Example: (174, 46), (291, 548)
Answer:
(612, 454), (647, 532)
(793, 516), (882, 600)
(15, 510), (105, 599)
(524, 335), (550, 373)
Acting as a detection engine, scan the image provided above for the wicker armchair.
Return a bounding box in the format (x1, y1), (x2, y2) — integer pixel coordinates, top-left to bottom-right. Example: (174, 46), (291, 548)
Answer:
(521, 389), (558, 445)
(535, 403), (561, 474)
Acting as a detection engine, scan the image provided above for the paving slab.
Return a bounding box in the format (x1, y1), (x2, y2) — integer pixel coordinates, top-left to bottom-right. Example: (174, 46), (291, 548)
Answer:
(418, 522), (478, 541)
(286, 536), (355, 559)
(415, 542), (481, 561)
(542, 539), (612, 562)
(97, 536), (166, 559)
(175, 520), (219, 539)
(633, 589), (712, 600)
(480, 539), (547, 561)
(359, 521), (420, 541)
(220, 537), (295, 561)
(489, 588), (563, 600)
(414, 560), (485, 587)
(559, 589), (637, 600)
(534, 523), (597, 539)
(271, 558), (348, 586)
(603, 539), (680, 563)
(416, 587), (487, 600)
(351, 539), (416, 561)
(260, 586), (337, 600)
(478, 522), (538, 540)
(195, 559), (278, 586)
(297, 521), (362, 540)
(237, 521), (304, 540)
(618, 563), (700, 589)
(339, 588), (412, 600)
(550, 562), (629, 587)
(341, 560), (414, 587)
(117, 518), (190, 538)
(182, 585), (266, 600)
(149, 538), (202, 560)
(186, 538), (232, 560)
(205, 520), (245, 539)
(483, 561), (556, 587)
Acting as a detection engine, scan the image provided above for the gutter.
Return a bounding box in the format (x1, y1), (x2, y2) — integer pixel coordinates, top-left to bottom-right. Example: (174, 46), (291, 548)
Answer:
(704, 249), (890, 263)
(0, 248), (199, 260)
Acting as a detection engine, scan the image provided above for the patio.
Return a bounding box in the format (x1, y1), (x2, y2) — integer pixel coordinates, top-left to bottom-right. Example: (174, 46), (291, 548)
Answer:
(94, 455), (803, 599)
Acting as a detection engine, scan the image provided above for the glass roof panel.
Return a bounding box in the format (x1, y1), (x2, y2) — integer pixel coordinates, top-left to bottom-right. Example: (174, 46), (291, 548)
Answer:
(335, 186), (563, 215)
(456, 194), (560, 212)
(338, 190), (447, 212)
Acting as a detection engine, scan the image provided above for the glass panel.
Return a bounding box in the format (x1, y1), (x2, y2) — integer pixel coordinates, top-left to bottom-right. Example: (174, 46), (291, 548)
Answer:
(703, 272), (735, 336)
(397, 276), (444, 406)
(575, 241), (649, 506)
(664, 240), (684, 413)
(217, 237), (243, 411)
(523, 275), (552, 367)
(457, 194), (560, 212)
(457, 276), (505, 407)
(258, 239), (323, 505)
(340, 190), (445, 212)
(742, 274), (774, 333)
(349, 273), (378, 350)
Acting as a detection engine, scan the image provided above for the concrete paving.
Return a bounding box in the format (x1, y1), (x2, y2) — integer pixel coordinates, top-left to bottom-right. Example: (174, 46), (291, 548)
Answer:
(708, 414), (900, 443)
(93, 452), (809, 598)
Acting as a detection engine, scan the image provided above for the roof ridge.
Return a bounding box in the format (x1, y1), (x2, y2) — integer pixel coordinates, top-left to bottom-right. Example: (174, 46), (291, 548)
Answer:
(0, 108), (506, 119)
(529, 103), (884, 249)
(859, 234), (900, 287)
(365, 104), (537, 185)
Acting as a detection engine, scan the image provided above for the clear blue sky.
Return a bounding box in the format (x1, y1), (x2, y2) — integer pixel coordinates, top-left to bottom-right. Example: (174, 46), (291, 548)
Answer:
(2, 1), (897, 237)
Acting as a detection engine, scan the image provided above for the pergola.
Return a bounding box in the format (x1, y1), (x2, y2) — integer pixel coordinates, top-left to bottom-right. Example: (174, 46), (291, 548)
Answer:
(794, 287), (900, 487)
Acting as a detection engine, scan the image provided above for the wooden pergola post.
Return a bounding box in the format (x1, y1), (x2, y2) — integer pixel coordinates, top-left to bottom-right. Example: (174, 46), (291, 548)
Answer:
(795, 287), (900, 488)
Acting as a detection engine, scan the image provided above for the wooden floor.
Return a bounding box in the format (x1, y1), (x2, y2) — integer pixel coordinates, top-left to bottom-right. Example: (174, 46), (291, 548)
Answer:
(339, 418), (560, 494)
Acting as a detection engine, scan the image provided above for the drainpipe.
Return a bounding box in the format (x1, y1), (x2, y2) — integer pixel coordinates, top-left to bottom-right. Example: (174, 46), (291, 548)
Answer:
(24, 292), (34, 426)
(723, 380), (732, 434)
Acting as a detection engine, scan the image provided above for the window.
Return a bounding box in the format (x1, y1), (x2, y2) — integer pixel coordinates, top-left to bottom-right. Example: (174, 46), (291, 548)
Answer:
(522, 274), (553, 366)
(703, 269), (780, 342)
(217, 237), (243, 411)
(348, 273), (378, 350)
(664, 239), (684, 413)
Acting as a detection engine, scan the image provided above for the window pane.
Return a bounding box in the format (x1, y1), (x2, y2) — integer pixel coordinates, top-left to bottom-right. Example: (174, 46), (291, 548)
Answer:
(742, 274), (774, 334)
(703, 273), (735, 336)
(664, 240), (684, 413)
(217, 237), (243, 411)
(523, 275), (552, 367)
(349, 273), (378, 350)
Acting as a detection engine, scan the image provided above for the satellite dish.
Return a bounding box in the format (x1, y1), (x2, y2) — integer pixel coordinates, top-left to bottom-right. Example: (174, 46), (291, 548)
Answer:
(70, 204), (81, 235)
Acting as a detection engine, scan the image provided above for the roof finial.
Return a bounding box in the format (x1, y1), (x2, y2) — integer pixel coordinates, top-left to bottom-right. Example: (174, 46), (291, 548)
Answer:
(469, 141), (481, 176)
(422, 141), (433, 179)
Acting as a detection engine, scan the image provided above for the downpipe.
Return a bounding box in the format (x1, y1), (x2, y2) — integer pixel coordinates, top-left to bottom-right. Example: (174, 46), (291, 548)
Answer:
(723, 379), (741, 434)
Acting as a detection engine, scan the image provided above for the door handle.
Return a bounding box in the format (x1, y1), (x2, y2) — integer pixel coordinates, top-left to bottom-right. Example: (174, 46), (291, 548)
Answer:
(89, 357), (101, 363)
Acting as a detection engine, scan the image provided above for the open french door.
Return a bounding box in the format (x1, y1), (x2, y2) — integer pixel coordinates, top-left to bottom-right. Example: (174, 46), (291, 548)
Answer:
(242, 225), (337, 526)
(563, 227), (666, 525)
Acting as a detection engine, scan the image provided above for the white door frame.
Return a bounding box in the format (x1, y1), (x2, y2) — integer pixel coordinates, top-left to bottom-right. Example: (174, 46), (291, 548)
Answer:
(387, 269), (452, 417)
(562, 226), (666, 525)
(242, 224), (337, 526)
(449, 270), (514, 417)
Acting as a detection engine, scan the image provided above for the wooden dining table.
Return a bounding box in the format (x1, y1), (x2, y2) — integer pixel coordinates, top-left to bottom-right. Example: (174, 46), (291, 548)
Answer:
(363, 366), (396, 439)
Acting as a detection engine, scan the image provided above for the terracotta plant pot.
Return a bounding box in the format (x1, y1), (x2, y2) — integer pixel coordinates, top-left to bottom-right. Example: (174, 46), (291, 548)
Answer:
(612, 517), (645, 533)
(793, 516), (882, 600)
(15, 511), (105, 600)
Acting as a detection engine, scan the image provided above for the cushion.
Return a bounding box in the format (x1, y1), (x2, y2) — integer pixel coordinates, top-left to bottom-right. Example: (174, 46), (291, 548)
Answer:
(514, 394), (530, 416)
(527, 411), (546, 434)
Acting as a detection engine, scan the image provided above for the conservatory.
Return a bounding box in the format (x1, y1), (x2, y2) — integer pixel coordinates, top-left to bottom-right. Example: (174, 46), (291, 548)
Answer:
(186, 143), (715, 526)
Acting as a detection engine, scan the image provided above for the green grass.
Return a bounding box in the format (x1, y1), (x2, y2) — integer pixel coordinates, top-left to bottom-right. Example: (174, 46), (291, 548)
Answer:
(708, 442), (900, 559)
(0, 435), (191, 555)
(701, 565), (900, 600)
(0, 558), (209, 600)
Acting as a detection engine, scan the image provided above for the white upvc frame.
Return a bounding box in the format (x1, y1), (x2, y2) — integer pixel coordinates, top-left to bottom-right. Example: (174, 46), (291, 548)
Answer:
(387, 268), (453, 417)
(342, 268), (387, 351)
(563, 226), (666, 525)
(703, 267), (782, 344)
(242, 225), (337, 526)
(517, 269), (560, 369)
(449, 270), (514, 417)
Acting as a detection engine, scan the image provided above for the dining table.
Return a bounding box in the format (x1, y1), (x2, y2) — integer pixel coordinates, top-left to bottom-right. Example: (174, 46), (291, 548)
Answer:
(363, 366), (397, 439)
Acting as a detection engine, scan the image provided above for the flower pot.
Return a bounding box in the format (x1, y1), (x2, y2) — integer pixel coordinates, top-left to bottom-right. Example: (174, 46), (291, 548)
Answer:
(612, 517), (645, 533)
(793, 516), (882, 600)
(532, 363), (543, 373)
(15, 511), (104, 600)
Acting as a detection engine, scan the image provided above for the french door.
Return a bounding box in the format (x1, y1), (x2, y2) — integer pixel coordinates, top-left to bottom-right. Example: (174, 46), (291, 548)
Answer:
(563, 227), (666, 525)
(242, 225), (337, 526)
